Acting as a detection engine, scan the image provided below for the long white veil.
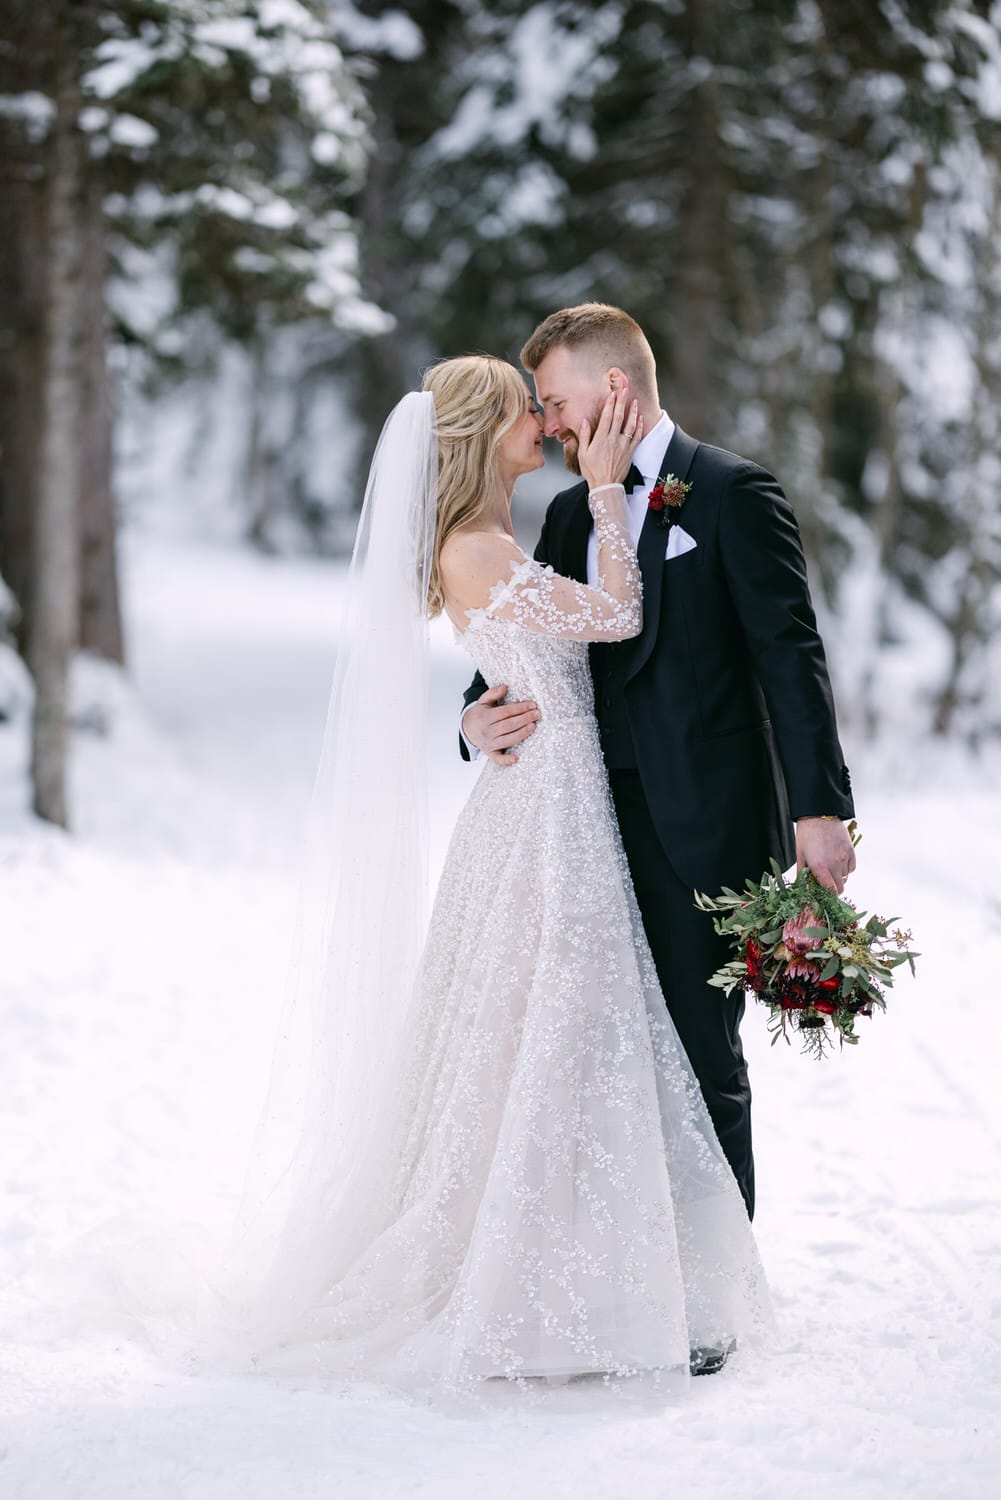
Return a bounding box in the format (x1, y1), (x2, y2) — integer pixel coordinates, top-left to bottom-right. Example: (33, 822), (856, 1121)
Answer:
(6, 391), (441, 1369)
(205, 390), (439, 1357)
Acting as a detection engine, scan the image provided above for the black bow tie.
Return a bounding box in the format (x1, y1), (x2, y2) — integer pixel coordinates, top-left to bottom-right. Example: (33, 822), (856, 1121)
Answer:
(624, 463), (646, 491)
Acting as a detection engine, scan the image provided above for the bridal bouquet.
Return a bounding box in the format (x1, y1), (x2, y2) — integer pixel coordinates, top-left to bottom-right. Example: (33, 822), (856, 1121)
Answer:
(695, 830), (918, 1057)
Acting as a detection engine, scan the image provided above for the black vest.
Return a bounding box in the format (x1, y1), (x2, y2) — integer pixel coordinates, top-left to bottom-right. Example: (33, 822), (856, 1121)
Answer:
(590, 639), (638, 768)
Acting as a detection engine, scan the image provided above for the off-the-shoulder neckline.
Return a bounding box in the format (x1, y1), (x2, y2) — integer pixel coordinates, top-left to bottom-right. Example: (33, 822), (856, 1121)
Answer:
(447, 555), (555, 636)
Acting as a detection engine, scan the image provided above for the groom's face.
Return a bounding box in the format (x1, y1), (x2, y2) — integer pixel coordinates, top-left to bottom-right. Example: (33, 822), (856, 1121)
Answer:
(533, 347), (611, 476)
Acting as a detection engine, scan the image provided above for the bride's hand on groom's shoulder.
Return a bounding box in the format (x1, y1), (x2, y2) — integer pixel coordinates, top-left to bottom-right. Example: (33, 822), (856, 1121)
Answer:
(795, 817), (858, 895)
(578, 391), (643, 494)
(462, 683), (542, 766)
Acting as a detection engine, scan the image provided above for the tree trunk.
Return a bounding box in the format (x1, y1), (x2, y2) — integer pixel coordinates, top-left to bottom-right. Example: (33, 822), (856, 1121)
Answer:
(78, 174), (123, 664)
(671, 0), (723, 435)
(29, 43), (86, 827)
(932, 164), (1000, 742)
(245, 339), (278, 552)
(0, 143), (48, 655)
(857, 356), (904, 738)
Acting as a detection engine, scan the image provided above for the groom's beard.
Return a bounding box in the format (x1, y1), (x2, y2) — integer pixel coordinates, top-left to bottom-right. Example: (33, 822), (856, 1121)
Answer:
(559, 399), (606, 475)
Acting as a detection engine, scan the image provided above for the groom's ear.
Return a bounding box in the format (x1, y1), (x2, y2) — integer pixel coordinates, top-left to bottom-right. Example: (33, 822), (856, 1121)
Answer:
(607, 367), (629, 394)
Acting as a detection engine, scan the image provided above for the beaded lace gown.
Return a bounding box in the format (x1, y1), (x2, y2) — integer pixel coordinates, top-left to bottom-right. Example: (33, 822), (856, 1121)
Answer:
(251, 499), (770, 1394)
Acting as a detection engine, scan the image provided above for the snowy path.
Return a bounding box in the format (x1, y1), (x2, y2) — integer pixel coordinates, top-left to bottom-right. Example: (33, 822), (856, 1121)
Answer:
(1, 537), (999, 1499)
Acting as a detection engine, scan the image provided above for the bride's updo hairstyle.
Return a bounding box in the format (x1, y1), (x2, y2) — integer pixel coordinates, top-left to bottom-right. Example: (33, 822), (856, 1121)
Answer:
(421, 354), (528, 618)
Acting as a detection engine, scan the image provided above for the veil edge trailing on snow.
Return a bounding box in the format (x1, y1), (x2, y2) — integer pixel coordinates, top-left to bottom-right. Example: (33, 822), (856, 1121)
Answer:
(203, 390), (441, 1355)
(2, 391), (441, 1367)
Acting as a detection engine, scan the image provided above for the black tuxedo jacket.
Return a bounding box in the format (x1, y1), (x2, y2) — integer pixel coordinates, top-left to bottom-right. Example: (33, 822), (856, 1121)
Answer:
(460, 424), (854, 893)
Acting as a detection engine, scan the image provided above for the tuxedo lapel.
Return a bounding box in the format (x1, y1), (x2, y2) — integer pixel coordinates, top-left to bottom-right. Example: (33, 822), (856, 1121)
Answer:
(626, 424), (700, 684)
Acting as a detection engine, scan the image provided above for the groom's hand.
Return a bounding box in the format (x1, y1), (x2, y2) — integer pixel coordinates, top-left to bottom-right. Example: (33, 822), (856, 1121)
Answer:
(462, 683), (541, 766)
(796, 818), (857, 894)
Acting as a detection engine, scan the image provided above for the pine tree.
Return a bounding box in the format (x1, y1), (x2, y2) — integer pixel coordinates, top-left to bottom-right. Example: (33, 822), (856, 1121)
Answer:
(0, 0), (378, 824)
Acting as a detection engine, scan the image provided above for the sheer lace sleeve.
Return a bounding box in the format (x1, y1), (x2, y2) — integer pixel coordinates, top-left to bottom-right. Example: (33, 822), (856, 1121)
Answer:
(468, 495), (642, 643)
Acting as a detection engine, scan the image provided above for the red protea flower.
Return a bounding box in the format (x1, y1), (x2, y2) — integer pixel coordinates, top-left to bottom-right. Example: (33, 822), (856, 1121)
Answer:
(776, 972), (812, 1010)
(781, 906), (820, 956)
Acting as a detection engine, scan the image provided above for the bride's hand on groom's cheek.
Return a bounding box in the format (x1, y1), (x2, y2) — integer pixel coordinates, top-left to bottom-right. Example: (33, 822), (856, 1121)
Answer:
(463, 683), (542, 766)
(578, 391), (643, 493)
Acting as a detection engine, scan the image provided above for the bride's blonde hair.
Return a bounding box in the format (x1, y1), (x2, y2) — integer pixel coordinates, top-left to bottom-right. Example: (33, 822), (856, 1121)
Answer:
(421, 355), (528, 618)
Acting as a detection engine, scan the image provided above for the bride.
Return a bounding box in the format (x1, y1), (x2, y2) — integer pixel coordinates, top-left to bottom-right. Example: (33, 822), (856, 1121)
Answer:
(196, 353), (770, 1397)
(23, 355), (769, 1400)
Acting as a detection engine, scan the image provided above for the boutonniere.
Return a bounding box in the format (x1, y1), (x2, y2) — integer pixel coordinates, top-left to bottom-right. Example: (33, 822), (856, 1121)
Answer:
(647, 473), (692, 528)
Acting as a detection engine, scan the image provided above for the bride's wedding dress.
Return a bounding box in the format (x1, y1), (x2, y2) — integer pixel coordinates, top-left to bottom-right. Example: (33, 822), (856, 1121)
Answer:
(244, 547), (771, 1392)
(14, 397), (768, 1403)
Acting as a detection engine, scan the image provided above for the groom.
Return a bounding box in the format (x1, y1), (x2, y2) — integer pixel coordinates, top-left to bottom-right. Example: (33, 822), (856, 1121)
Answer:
(460, 303), (856, 1228)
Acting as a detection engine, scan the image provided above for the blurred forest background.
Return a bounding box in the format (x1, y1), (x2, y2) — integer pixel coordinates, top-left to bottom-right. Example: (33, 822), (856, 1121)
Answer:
(1, 0), (999, 825)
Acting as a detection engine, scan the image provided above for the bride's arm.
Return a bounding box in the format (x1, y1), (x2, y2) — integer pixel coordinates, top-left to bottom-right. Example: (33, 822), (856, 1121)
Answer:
(444, 489), (642, 643)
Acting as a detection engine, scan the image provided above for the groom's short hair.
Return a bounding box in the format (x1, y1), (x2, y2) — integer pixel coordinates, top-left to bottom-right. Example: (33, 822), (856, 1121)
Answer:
(520, 303), (657, 397)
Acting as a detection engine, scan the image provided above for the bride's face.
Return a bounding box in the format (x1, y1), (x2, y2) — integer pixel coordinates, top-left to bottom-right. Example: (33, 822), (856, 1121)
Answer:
(496, 390), (545, 480)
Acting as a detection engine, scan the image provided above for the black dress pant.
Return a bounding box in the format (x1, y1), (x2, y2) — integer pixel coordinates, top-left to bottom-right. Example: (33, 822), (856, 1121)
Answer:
(609, 769), (755, 1219)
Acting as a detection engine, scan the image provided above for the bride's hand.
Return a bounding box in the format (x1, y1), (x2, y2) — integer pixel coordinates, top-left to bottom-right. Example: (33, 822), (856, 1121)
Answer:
(577, 391), (644, 494)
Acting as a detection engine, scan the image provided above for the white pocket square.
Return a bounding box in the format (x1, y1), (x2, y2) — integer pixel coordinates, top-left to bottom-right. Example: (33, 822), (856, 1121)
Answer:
(665, 525), (698, 560)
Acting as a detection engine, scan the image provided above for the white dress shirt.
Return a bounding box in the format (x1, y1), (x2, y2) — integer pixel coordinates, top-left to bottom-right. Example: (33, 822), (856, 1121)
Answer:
(461, 410), (675, 759)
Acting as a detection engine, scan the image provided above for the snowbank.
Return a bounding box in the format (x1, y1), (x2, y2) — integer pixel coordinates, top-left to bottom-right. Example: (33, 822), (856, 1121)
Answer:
(1, 536), (998, 1499)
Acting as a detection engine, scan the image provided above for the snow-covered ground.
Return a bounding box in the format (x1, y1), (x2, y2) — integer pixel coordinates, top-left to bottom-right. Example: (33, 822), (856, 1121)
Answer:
(1, 534), (1000, 1499)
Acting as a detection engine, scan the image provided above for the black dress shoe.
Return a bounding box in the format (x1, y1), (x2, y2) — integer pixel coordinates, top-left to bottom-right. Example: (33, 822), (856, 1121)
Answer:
(690, 1339), (736, 1376)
